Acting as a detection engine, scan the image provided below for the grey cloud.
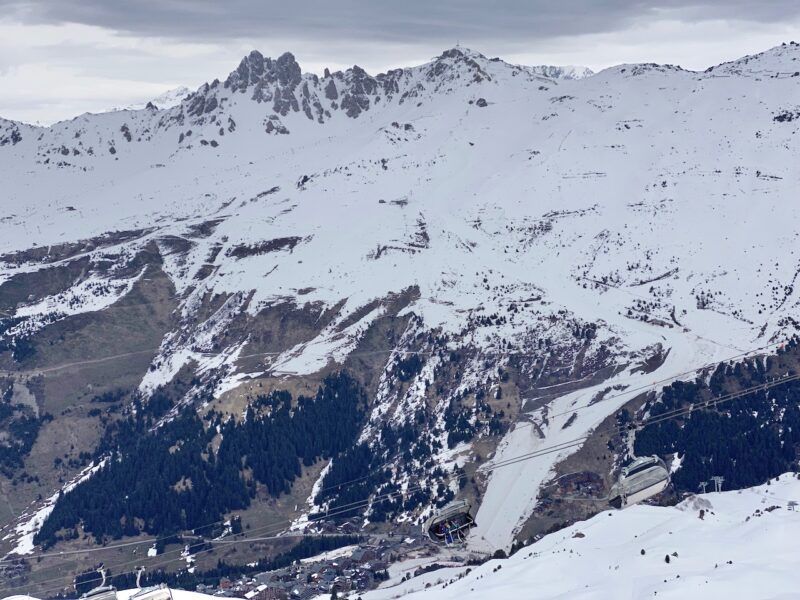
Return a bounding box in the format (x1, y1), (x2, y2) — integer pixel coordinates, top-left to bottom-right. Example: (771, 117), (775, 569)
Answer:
(4, 0), (800, 44)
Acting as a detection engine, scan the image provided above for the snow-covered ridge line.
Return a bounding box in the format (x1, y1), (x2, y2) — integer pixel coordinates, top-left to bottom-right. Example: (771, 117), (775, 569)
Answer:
(2, 41), (796, 134)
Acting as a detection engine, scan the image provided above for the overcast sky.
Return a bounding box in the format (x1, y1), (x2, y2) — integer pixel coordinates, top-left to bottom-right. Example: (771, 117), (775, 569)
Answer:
(2, 1), (799, 124)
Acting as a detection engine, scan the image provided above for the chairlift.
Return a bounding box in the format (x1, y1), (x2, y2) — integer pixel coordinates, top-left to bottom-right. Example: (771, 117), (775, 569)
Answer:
(608, 455), (670, 509)
(130, 567), (174, 600)
(129, 584), (173, 600)
(79, 567), (118, 600)
(423, 499), (476, 545)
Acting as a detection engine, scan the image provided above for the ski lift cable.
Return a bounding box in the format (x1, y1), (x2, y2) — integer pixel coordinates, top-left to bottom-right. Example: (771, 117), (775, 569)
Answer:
(5, 367), (798, 577)
(1, 330), (782, 381)
(2, 370), (795, 578)
(0, 437), (583, 573)
(4, 435), (594, 591)
(0, 435), (599, 578)
(303, 339), (788, 508)
(12, 334), (771, 558)
(292, 340), (786, 501)
(543, 340), (782, 421)
(12, 369), (799, 596)
(7, 367), (786, 588)
(13, 369), (800, 590)
(1, 347), (795, 572)
(633, 373), (800, 430)
(7, 412), (743, 596)
(483, 372), (800, 475)
(11, 437), (593, 596)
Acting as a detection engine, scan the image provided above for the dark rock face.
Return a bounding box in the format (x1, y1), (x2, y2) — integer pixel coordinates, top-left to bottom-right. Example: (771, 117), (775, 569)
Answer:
(251, 80), (273, 104)
(325, 79), (338, 100)
(476, 98), (488, 107)
(341, 93), (370, 118)
(204, 97), (218, 113)
(349, 66), (377, 96)
(439, 48), (465, 60)
(264, 115), (289, 135)
(0, 123), (23, 146)
(377, 69), (403, 97)
(216, 50), (412, 123)
(424, 48), (492, 87)
(274, 52), (302, 87)
(273, 84), (300, 116)
(226, 50), (267, 92)
(186, 87), (217, 117)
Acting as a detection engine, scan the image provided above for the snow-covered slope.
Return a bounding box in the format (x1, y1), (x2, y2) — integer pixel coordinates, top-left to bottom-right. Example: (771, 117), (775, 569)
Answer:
(370, 474), (800, 600)
(2, 42), (800, 554)
(6, 476), (796, 600)
(119, 86), (192, 111)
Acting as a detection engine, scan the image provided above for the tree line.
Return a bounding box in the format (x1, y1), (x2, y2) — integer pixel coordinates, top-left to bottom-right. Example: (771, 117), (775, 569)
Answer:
(635, 339), (800, 493)
(35, 372), (367, 548)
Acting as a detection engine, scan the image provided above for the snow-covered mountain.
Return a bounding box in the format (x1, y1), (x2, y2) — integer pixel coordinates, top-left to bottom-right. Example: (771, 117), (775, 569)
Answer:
(120, 86), (192, 111)
(1, 41), (800, 569)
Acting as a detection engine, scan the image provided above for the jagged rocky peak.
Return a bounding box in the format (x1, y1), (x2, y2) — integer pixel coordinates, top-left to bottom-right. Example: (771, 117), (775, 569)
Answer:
(437, 46), (491, 64)
(162, 45), (597, 142)
(217, 47), (502, 119)
(424, 47), (493, 84)
(225, 50), (303, 92)
(179, 46), (553, 127)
